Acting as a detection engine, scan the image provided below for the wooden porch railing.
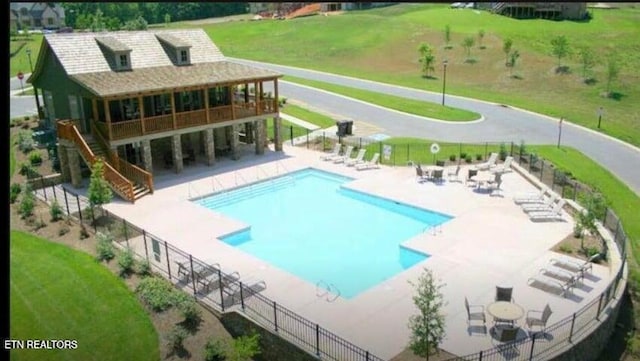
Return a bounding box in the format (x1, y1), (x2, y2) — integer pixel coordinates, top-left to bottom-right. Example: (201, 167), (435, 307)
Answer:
(57, 120), (135, 202)
(176, 109), (207, 129)
(143, 114), (173, 134)
(111, 118), (142, 140)
(209, 105), (233, 124)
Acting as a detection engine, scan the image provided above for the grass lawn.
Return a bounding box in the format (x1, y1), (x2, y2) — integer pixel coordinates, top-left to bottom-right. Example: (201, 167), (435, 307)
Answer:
(204, 4), (640, 146)
(281, 103), (336, 128)
(10, 135), (16, 178)
(9, 34), (43, 78)
(10, 231), (159, 361)
(283, 76), (480, 121)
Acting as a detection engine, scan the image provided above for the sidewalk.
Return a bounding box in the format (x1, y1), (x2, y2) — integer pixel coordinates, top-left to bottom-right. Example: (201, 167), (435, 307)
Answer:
(279, 113), (321, 131)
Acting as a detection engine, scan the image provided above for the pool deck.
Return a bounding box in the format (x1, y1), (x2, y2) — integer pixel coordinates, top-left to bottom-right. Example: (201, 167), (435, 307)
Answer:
(103, 144), (616, 359)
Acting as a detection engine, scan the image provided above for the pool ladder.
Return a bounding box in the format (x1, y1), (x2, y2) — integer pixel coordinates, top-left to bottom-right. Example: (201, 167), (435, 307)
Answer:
(316, 280), (340, 302)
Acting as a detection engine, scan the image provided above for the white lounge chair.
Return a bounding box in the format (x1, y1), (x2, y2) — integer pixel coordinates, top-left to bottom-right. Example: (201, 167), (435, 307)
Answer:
(474, 152), (498, 171)
(320, 143), (341, 161)
(549, 253), (599, 278)
(527, 274), (571, 297)
(528, 199), (566, 222)
(521, 193), (558, 212)
(356, 153), (380, 170)
(345, 149), (367, 167)
(513, 187), (547, 204)
(333, 145), (354, 163)
(492, 156), (513, 173)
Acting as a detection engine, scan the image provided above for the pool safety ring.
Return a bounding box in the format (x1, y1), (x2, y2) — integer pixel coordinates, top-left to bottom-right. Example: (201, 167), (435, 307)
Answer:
(430, 143), (441, 154)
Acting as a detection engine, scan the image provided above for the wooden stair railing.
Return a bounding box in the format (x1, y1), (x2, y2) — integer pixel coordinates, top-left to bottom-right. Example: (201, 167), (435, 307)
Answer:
(91, 122), (154, 194)
(57, 120), (136, 202)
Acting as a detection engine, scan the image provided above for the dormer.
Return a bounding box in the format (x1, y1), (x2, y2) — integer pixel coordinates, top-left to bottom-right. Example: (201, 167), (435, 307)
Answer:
(95, 36), (132, 71)
(156, 33), (192, 66)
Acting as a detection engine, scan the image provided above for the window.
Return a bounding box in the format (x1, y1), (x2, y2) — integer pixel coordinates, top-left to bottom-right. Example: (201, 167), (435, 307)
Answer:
(119, 54), (128, 67)
(180, 50), (188, 63)
(68, 95), (79, 120)
(47, 18), (54, 25)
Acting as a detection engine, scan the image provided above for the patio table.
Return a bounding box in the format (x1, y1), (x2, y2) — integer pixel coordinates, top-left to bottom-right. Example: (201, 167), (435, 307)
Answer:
(487, 301), (524, 325)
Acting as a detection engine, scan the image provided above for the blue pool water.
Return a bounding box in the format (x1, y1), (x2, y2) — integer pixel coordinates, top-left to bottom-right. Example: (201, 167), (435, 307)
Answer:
(194, 168), (452, 299)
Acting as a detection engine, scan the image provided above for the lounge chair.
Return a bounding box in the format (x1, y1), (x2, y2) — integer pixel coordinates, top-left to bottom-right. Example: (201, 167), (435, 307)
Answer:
(223, 278), (267, 306)
(527, 275), (570, 297)
(528, 199), (566, 222)
(513, 187), (547, 204)
(345, 148), (367, 167)
(198, 270), (240, 294)
(320, 143), (341, 161)
(521, 193), (559, 212)
(549, 253), (599, 278)
(356, 153), (380, 170)
(492, 156), (513, 173)
(474, 152), (498, 171)
(333, 145), (354, 163)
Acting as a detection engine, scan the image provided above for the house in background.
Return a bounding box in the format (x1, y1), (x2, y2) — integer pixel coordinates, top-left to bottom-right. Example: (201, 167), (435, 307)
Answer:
(486, 2), (588, 20)
(28, 29), (284, 202)
(10, 2), (66, 30)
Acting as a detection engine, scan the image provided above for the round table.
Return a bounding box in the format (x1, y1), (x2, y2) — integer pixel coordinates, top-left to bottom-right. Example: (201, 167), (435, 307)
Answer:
(487, 301), (524, 322)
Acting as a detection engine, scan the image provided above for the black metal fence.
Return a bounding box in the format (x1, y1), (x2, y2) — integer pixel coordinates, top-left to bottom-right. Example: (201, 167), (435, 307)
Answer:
(30, 137), (628, 361)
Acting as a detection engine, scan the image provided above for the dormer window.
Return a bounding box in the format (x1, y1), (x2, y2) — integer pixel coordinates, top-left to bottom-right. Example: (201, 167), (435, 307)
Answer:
(119, 54), (129, 67)
(176, 48), (190, 65)
(96, 36), (132, 71)
(180, 50), (188, 63)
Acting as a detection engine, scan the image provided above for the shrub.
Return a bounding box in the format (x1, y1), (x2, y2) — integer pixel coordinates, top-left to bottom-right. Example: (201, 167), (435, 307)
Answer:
(205, 339), (228, 361)
(83, 206), (95, 223)
(32, 216), (47, 231)
(449, 154), (456, 162)
(79, 224), (90, 239)
(96, 232), (115, 262)
(10, 183), (22, 204)
(136, 260), (151, 276)
(518, 140), (526, 155)
(136, 276), (176, 312)
(17, 132), (35, 153)
(499, 143), (508, 161)
(19, 162), (35, 176)
(50, 199), (64, 221)
(584, 246), (600, 258)
(559, 244), (573, 254)
(166, 325), (188, 352)
(117, 247), (136, 277)
(229, 332), (261, 361)
(475, 153), (483, 161)
(175, 294), (201, 328)
(465, 155), (473, 163)
(18, 185), (35, 219)
(28, 151), (43, 166)
(58, 224), (70, 236)
(459, 152), (467, 159)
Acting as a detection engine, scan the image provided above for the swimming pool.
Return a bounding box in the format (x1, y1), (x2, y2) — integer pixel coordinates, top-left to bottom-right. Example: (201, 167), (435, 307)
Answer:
(194, 168), (452, 299)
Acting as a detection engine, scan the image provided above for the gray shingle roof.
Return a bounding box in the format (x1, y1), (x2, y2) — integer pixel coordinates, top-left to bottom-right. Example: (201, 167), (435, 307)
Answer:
(95, 36), (132, 52)
(156, 33), (191, 48)
(71, 61), (282, 97)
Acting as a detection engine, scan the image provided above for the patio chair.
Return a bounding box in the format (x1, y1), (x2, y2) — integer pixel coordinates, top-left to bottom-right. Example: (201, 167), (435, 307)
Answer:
(521, 193), (558, 212)
(487, 172), (503, 196)
(356, 153), (380, 170)
(492, 156), (514, 174)
(320, 143), (341, 161)
(513, 187), (547, 204)
(345, 148), (367, 167)
(446, 165), (461, 182)
(416, 164), (426, 182)
(431, 169), (444, 183)
(466, 168), (478, 187)
(528, 199), (566, 222)
(474, 152), (498, 171)
(495, 286), (514, 302)
(333, 145), (354, 163)
(525, 304), (552, 335)
(464, 297), (486, 327)
(549, 253), (599, 278)
(492, 326), (520, 356)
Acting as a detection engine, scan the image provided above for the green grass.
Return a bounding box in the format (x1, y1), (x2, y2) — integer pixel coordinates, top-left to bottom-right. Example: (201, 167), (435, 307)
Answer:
(10, 135), (16, 178)
(9, 34), (43, 78)
(10, 231), (159, 361)
(283, 76), (481, 121)
(281, 103), (336, 128)
(204, 4), (640, 146)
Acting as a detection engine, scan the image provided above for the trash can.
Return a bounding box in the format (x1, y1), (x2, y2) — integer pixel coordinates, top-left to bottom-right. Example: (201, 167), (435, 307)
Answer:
(336, 120), (348, 137)
(345, 120), (353, 135)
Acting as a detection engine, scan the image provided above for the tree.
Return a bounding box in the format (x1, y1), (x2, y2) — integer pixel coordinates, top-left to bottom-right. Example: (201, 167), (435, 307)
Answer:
(417, 43), (436, 78)
(502, 38), (513, 66)
(605, 56), (619, 96)
(462, 36), (475, 60)
(408, 268), (446, 361)
(164, 13), (171, 26)
(508, 50), (520, 77)
(88, 159), (113, 209)
(229, 333), (261, 361)
(90, 8), (106, 32)
(477, 29), (485, 49)
(577, 46), (596, 80)
(550, 35), (570, 69)
(444, 25), (451, 49)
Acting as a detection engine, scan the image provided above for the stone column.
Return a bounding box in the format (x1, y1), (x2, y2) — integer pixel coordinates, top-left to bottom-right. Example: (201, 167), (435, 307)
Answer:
(262, 119), (268, 149)
(202, 129), (215, 166)
(57, 143), (71, 182)
(66, 146), (83, 188)
(227, 125), (240, 160)
(171, 134), (183, 173)
(245, 122), (254, 144)
(274, 116), (283, 151)
(254, 119), (265, 155)
(141, 139), (153, 172)
(189, 132), (199, 154)
(214, 127), (227, 150)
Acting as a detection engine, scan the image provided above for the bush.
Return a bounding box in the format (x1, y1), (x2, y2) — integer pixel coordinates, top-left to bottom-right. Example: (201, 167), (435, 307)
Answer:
(559, 244), (573, 254)
(117, 247), (135, 277)
(166, 325), (188, 352)
(18, 162), (35, 176)
(136, 276), (176, 312)
(32, 215), (47, 231)
(18, 185), (35, 219)
(475, 153), (483, 161)
(79, 224), (90, 239)
(175, 294), (201, 327)
(10, 183), (22, 204)
(50, 199), (64, 221)
(58, 224), (70, 236)
(136, 260), (151, 276)
(96, 232), (115, 262)
(229, 332), (261, 361)
(28, 151), (43, 166)
(499, 143), (508, 161)
(205, 339), (228, 361)
(465, 155), (473, 163)
(449, 154), (456, 162)
(459, 152), (467, 159)
(17, 131), (35, 153)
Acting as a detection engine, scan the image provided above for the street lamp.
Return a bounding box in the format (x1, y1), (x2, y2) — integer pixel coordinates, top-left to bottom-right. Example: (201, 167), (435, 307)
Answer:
(441, 59), (448, 106)
(597, 106), (604, 129)
(25, 48), (42, 119)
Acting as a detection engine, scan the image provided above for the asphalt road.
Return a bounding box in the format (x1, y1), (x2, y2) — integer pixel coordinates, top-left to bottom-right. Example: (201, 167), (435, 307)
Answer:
(229, 58), (640, 196)
(10, 74), (41, 119)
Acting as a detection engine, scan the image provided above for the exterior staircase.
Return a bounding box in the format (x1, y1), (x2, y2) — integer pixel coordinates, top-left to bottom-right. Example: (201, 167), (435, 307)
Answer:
(492, 2), (507, 14)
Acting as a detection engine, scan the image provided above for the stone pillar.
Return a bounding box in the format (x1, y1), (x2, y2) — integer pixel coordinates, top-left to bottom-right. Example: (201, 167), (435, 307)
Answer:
(57, 143), (71, 182)
(171, 134), (183, 173)
(214, 127), (227, 149)
(66, 146), (83, 188)
(141, 139), (153, 172)
(245, 122), (254, 144)
(227, 125), (240, 160)
(254, 119), (265, 155)
(262, 119), (268, 149)
(189, 132), (199, 154)
(202, 129), (215, 166)
(274, 116), (283, 151)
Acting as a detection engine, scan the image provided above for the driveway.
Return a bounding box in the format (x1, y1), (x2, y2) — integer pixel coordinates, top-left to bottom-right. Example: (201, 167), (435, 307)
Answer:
(229, 58), (640, 196)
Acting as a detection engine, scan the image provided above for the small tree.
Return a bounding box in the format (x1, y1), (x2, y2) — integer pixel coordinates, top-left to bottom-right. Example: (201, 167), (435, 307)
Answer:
(417, 43), (436, 78)
(578, 46), (596, 80)
(19, 184), (36, 219)
(462, 36), (475, 60)
(508, 49), (520, 77)
(90, 9), (106, 32)
(229, 332), (261, 361)
(444, 25), (452, 49)
(477, 29), (485, 49)
(164, 13), (171, 27)
(502, 38), (513, 66)
(605, 56), (619, 96)
(88, 159), (113, 209)
(550, 35), (570, 70)
(408, 268), (446, 361)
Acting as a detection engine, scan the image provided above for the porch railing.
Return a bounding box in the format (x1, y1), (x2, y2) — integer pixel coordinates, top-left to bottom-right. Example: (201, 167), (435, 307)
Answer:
(176, 109), (207, 129)
(143, 114), (173, 134)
